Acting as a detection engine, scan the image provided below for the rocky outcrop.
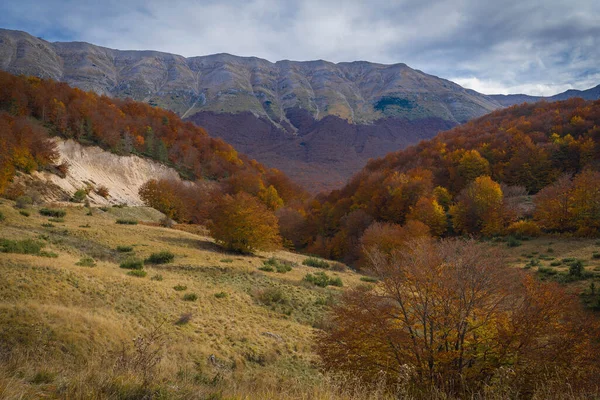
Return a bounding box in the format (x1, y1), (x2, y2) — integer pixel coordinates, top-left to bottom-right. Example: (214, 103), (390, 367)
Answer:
(30, 140), (181, 205)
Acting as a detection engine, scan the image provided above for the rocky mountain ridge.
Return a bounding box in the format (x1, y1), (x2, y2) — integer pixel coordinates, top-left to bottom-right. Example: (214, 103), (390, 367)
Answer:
(0, 28), (501, 127)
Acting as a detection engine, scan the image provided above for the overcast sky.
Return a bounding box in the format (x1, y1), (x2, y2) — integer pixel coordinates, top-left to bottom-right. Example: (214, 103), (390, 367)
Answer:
(1, 0), (598, 96)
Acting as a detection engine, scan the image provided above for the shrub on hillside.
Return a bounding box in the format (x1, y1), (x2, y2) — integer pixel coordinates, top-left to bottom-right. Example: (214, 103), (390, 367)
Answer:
(116, 245), (134, 252)
(127, 270), (147, 278)
(15, 195), (33, 209)
(71, 188), (87, 203)
(262, 257), (294, 273)
(304, 272), (343, 288)
(19, 210), (30, 217)
(183, 293), (198, 301)
(76, 256), (96, 267)
(119, 259), (144, 270)
(302, 257), (330, 269)
(39, 208), (66, 217)
(95, 185), (109, 198)
(145, 251), (174, 264)
(0, 238), (44, 254)
(506, 236), (522, 247)
(116, 219), (138, 225)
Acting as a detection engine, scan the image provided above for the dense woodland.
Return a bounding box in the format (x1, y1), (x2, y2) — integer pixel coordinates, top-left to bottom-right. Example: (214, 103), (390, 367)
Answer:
(283, 98), (600, 263)
(0, 71), (306, 210)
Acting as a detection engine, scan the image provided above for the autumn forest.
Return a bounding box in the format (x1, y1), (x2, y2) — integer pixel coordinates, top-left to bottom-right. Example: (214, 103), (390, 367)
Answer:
(2, 70), (600, 398)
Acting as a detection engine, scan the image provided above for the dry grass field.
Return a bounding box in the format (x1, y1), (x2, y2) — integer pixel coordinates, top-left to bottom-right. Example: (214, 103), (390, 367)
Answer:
(1, 200), (599, 399)
(0, 201), (369, 399)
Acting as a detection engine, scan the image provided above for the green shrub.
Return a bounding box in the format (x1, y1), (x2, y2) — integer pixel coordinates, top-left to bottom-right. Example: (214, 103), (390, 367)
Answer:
(0, 238), (44, 254)
(150, 274), (163, 281)
(173, 285), (187, 291)
(39, 208), (66, 217)
(119, 259), (144, 270)
(562, 257), (576, 263)
(568, 260), (584, 277)
(262, 257), (294, 273)
(71, 189), (87, 203)
(592, 253), (600, 259)
(145, 251), (174, 264)
(99, 207), (109, 212)
(116, 219), (138, 225)
(48, 217), (65, 223)
(303, 272), (342, 287)
(116, 245), (134, 253)
(547, 247), (554, 253)
(0, 211), (4, 222)
(40, 251), (58, 258)
(19, 210), (30, 217)
(329, 276), (343, 287)
(550, 260), (562, 266)
(302, 257), (330, 269)
(214, 292), (228, 299)
(15, 195), (33, 209)
(220, 258), (234, 263)
(538, 267), (558, 276)
(506, 236), (522, 248)
(76, 256), (96, 267)
(41, 223), (55, 228)
(360, 276), (378, 283)
(183, 293), (198, 301)
(127, 270), (147, 278)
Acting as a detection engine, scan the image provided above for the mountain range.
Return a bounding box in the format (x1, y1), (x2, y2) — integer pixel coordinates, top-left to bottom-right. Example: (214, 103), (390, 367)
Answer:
(1, 28), (598, 191)
(489, 85), (600, 107)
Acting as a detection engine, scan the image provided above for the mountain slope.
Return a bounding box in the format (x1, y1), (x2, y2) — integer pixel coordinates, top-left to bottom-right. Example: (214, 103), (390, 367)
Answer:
(0, 28), (504, 191)
(0, 28), (501, 124)
(490, 84), (600, 107)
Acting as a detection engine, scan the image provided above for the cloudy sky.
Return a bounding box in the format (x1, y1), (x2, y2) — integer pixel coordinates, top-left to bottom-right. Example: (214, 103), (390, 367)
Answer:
(1, 0), (599, 96)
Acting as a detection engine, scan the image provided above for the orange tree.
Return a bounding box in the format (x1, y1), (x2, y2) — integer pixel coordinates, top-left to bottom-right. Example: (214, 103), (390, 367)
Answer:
(208, 192), (282, 253)
(317, 238), (599, 395)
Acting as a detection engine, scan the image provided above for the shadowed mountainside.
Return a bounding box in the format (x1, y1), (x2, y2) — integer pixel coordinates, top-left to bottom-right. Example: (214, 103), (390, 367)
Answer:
(188, 109), (455, 191)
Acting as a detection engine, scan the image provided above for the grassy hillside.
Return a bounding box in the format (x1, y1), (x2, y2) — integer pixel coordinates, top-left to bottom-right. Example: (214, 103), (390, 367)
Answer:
(0, 201), (366, 399)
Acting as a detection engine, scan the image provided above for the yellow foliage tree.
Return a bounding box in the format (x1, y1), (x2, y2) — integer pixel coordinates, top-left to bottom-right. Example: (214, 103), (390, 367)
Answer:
(258, 184), (284, 211)
(456, 149), (490, 187)
(209, 192), (282, 253)
(450, 176), (504, 235)
(407, 197), (447, 236)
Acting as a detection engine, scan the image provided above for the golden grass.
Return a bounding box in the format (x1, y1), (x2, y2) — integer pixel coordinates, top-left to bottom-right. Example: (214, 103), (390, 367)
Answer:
(0, 201), (367, 399)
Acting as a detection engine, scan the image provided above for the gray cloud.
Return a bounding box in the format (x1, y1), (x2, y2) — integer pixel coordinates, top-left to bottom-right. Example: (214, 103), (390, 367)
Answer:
(0, 0), (598, 95)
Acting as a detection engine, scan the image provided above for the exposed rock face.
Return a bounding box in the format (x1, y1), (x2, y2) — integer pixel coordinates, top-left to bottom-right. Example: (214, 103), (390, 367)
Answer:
(0, 28), (503, 190)
(30, 139), (181, 205)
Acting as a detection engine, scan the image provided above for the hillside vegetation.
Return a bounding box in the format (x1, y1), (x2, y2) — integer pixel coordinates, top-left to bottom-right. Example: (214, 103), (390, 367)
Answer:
(288, 98), (600, 263)
(0, 71), (306, 206)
